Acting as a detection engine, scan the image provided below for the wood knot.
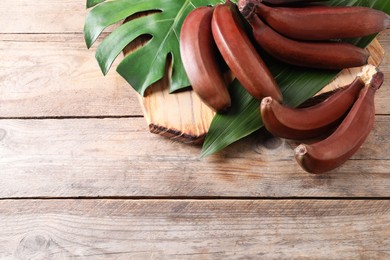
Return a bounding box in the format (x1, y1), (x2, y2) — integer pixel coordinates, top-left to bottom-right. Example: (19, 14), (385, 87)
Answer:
(15, 234), (51, 259)
(254, 130), (284, 154)
(262, 136), (283, 150)
(256, 132), (283, 150)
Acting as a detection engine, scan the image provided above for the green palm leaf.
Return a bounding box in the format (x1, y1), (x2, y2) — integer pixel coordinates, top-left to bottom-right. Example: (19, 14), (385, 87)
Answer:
(84, 0), (223, 95)
(200, 0), (390, 157)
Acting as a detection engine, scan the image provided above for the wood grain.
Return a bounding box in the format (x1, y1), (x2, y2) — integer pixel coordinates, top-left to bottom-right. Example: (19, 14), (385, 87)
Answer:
(0, 32), (389, 120)
(1, 0), (390, 258)
(0, 117), (389, 198)
(0, 0), (88, 33)
(0, 34), (142, 117)
(139, 72), (215, 144)
(0, 199), (389, 259)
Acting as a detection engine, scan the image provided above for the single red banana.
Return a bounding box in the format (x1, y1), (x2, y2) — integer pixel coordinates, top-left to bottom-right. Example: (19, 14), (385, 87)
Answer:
(211, 0), (282, 102)
(248, 14), (369, 70)
(260, 76), (365, 140)
(180, 6), (231, 113)
(252, 2), (389, 41)
(295, 66), (384, 174)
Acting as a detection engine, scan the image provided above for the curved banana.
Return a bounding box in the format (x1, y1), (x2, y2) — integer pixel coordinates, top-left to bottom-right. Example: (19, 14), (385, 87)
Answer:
(211, 0), (282, 102)
(247, 14), (369, 70)
(252, 1), (389, 41)
(260, 76), (365, 140)
(180, 6), (231, 112)
(295, 66), (384, 174)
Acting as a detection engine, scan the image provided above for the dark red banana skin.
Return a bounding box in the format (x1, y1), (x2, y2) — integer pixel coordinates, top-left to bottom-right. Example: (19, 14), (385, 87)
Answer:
(248, 14), (369, 70)
(238, 0), (327, 10)
(255, 2), (389, 41)
(180, 6), (231, 112)
(295, 70), (384, 174)
(260, 77), (365, 140)
(211, 0), (282, 102)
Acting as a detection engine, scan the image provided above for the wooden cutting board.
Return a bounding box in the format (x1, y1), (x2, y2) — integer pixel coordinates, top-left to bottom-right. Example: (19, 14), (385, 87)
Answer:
(124, 38), (384, 144)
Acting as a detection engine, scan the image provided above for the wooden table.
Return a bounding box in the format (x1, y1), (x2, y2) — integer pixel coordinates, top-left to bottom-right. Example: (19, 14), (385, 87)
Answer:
(1, 1), (390, 258)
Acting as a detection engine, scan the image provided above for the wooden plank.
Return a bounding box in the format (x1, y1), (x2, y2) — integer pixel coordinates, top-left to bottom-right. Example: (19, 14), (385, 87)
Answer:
(0, 199), (389, 259)
(0, 117), (389, 198)
(0, 0), (88, 33)
(0, 32), (389, 119)
(0, 32), (390, 119)
(377, 31), (390, 114)
(0, 34), (142, 117)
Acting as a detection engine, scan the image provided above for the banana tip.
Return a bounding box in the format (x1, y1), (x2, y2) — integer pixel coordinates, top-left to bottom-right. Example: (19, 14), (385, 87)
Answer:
(218, 104), (232, 114)
(238, 0), (258, 19)
(294, 145), (313, 174)
(357, 65), (385, 91)
(295, 144), (307, 157)
(371, 70), (385, 90)
(358, 65), (378, 84)
(261, 96), (273, 107)
(294, 145), (318, 174)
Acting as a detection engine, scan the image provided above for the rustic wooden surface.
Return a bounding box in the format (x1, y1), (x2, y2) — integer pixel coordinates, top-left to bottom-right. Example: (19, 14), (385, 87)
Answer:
(1, 0), (390, 258)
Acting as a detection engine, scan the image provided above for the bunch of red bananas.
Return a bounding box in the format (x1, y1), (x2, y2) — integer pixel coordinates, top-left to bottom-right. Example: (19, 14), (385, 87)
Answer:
(180, 0), (388, 173)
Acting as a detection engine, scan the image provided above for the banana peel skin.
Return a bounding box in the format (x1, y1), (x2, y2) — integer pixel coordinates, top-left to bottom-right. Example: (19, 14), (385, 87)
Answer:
(241, 0), (389, 41)
(247, 13), (370, 70)
(260, 77), (366, 140)
(295, 66), (384, 174)
(211, 0), (283, 102)
(180, 6), (231, 113)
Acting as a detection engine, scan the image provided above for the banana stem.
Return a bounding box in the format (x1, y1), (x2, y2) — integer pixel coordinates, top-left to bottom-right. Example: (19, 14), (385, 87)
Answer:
(371, 70), (384, 90)
(238, 0), (260, 19)
(357, 65), (384, 91)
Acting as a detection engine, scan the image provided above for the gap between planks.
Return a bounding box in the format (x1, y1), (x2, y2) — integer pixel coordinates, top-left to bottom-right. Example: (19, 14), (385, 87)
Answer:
(0, 115), (389, 120)
(1, 197), (390, 201)
(0, 115), (143, 120)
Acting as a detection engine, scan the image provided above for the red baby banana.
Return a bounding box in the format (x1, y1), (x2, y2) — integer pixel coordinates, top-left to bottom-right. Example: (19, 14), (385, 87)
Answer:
(211, 0), (282, 102)
(295, 66), (384, 174)
(260, 76), (365, 140)
(247, 14), (369, 70)
(252, 2), (389, 41)
(180, 6), (231, 113)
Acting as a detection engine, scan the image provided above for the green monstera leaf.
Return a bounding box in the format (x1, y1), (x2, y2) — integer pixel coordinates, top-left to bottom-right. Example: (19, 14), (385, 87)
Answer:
(200, 0), (390, 157)
(84, 0), (223, 95)
(86, 0), (105, 8)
